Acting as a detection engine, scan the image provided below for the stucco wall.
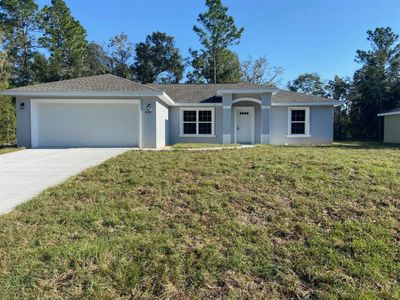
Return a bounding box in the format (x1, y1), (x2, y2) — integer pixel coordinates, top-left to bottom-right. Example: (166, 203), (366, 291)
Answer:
(169, 106), (223, 144)
(384, 114), (400, 144)
(156, 101), (169, 147)
(16, 97), (32, 148)
(270, 106), (334, 145)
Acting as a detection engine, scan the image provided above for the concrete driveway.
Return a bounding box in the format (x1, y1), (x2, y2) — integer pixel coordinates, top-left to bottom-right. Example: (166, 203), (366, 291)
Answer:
(0, 148), (131, 214)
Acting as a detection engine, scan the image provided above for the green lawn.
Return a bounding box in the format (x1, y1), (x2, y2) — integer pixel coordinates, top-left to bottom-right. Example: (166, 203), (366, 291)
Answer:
(172, 143), (239, 149)
(0, 147), (21, 155)
(0, 143), (399, 299)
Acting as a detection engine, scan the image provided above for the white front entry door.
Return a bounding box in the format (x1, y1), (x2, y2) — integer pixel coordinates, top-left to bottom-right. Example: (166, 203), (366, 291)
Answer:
(235, 107), (254, 144)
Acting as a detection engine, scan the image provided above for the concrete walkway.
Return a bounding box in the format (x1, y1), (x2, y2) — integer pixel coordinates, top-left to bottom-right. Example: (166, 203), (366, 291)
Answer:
(0, 148), (131, 214)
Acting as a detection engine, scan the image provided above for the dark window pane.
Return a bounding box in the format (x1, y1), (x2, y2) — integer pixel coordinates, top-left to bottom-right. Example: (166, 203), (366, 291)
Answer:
(184, 122), (196, 134)
(291, 122), (305, 134)
(199, 110), (212, 122)
(199, 123), (212, 134)
(184, 111), (196, 122)
(291, 110), (306, 122)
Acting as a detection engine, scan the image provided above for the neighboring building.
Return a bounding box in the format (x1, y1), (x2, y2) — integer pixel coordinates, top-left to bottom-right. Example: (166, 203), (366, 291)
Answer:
(2, 74), (340, 149)
(378, 108), (400, 144)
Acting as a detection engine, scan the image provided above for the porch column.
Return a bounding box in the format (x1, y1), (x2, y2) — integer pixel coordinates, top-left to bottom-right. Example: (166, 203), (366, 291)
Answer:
(261, 93), (272, 144)
(222, 94), (232, 144)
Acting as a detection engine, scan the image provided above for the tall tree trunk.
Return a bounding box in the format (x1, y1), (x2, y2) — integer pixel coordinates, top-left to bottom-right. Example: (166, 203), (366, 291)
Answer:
(213, 48), (217, 83)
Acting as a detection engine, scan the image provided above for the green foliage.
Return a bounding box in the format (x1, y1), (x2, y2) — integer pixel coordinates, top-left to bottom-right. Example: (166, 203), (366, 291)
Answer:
(288, 72), (326, 96)
(108, 33), (134, 79)
(133, 32), (184, 83)
(85, 42), (112, 76)
(188, 0), (244, 83)
(0, 0), (40, 86)
(0, 36), (15, 145)
(0, 96), (16, 145)
(350, 27), (400, 139)
(0, 144), (399, 298)
(325, 76), (352, 139)
(39, 0), (89, 81)
(187, 48), (241, 83)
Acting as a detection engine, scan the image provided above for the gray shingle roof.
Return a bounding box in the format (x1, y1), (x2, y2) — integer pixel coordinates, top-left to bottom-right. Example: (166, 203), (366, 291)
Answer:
(3, 74), (336, 104)
(273, 90), (333, 103)
(4, 74), (160, 93)
(378, 107), (400, 115)
(147, 83), (335, 104)
(147, 82), (276, 103)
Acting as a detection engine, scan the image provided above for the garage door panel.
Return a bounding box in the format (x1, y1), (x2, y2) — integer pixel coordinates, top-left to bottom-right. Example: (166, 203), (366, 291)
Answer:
(34, 102), (139, 148)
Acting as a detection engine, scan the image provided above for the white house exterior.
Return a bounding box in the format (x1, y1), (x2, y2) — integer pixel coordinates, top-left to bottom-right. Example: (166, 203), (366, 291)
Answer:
(378, 108), (400, 144)
(2, 74), (341, 148)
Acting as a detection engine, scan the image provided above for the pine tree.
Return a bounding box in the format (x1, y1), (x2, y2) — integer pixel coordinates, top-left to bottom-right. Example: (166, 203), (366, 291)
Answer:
(40, 0), (88, 80)
(188, 0), (244, 83)
(0, 0), (40, 86)
(0, 34), (16, 145)
(350, 27), (400, 139)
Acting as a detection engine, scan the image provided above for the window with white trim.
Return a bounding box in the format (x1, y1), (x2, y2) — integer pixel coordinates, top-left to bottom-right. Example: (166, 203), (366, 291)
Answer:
(288, 107), (310, 136)
(181, 108), (214, 136)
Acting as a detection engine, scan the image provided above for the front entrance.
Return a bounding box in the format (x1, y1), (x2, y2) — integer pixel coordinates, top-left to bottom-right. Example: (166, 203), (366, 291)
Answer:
(234, 106), (255, 144)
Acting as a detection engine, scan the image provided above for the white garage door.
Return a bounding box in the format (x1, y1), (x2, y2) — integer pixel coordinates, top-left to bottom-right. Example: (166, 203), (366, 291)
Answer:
(31, 100), (140, 148)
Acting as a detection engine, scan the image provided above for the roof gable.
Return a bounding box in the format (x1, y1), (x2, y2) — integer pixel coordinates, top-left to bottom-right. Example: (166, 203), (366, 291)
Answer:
(4, 74), (160, 93)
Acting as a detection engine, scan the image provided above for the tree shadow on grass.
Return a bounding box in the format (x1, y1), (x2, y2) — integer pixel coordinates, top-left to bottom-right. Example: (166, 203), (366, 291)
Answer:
(317, 140), (400, 150)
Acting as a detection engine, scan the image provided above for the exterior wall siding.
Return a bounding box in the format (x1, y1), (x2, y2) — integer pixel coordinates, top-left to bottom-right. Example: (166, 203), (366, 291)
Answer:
(16, 97), (32, 148)
(14, 95), (336, 149)
(156, 101), (169, 147)
(384, 114), (400, 143)
(169, 106), (223, 144)
(270, 106), (334, 145)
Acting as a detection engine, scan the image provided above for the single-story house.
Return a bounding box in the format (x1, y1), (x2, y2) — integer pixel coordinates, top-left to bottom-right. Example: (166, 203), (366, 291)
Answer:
(378, 108), (400, 144)
(2, 74), (341, 148)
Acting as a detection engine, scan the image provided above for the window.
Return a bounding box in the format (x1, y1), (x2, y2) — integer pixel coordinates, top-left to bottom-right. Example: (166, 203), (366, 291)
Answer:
(288, 107), (310, 137)
(181, 108), (214, 136)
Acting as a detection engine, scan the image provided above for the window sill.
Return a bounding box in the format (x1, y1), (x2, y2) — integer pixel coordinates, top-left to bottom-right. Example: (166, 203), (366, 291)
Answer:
(179, 134), (216, 138)
(286, 134), (311, 138)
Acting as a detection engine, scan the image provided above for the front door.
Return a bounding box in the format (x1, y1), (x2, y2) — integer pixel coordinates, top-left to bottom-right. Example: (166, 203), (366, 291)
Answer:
(235, 107), (254, 144)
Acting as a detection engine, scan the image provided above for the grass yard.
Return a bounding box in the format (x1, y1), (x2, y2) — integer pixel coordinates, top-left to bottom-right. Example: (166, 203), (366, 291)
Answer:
(172, 143), (239, 149)
(0, 147), (20, 155)
(0, 143), (399, 299)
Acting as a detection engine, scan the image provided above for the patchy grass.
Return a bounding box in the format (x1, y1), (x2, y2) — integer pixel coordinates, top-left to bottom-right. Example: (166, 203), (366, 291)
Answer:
(0, 147), (21, 155)
(172, 143), (239, 149)
(0, 143), (399, 299)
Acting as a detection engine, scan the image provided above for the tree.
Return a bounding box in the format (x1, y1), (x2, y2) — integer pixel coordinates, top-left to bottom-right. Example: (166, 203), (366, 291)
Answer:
(108, 33), (134, 79)
(40, 0), (88, 80)
(187, 48), (241, 83)
(325, 75), (351, 139)
(85, 42), (112, 76)
(288, 73), (326, 96)
(133, 32), (184, 83)
(188, 0), (244, 83)
(349, 27), (400, 139)
(0, 0), (40, 86)
(241, 56), (283, 86)
(0, 35), (15, 145)
(31, 52), (50, 83)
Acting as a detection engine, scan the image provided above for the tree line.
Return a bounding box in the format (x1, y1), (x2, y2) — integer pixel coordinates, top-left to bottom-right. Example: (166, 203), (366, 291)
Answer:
(288, 27), (400, 139)
(1, 0), (399, 144)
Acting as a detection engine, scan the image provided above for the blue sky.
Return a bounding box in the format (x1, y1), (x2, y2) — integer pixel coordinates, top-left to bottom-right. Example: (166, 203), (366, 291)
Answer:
(36, 0), (400, 85)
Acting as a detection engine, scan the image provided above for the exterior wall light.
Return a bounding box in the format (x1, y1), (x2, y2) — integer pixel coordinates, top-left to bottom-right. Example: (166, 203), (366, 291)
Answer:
(20, 102), (25, 110)
(145, 103), (152, 113)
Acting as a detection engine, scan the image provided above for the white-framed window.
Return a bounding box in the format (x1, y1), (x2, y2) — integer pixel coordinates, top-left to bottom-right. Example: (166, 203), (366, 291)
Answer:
(287, 107), (310, 137)
(180, 107), (215, 137)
